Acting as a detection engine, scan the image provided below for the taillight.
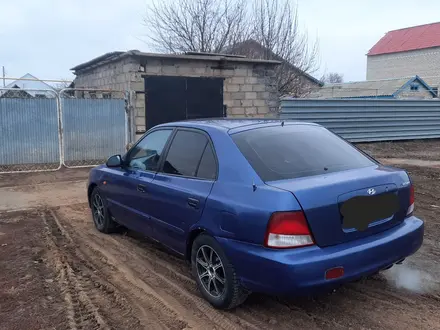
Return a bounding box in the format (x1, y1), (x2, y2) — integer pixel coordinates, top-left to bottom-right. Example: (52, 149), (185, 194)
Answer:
(407, 184), (414, 216)
(264, 211), (314, 248)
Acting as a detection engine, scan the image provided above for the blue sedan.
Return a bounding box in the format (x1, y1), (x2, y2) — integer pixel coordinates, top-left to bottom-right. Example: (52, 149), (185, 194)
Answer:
(87, 119), (424, 310)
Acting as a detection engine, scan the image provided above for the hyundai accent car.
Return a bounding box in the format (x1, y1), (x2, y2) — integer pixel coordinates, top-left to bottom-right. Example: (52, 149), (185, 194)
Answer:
(87, 119), (424, 310)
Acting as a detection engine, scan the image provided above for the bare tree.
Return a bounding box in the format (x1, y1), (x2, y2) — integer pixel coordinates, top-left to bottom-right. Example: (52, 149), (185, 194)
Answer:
(247, 0), (320, 96)
(143, 0), (320, 96)
(321, 72), (344, 84)
(144, 0), (249, 53)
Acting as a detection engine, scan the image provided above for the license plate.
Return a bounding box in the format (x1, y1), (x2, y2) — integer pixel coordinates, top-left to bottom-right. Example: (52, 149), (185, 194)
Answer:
(340, 193), (400, 231)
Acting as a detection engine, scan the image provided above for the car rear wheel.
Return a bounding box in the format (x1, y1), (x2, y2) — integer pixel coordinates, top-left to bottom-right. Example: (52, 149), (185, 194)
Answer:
(191, 234), (250, 310)
(91, 187), (117, 233)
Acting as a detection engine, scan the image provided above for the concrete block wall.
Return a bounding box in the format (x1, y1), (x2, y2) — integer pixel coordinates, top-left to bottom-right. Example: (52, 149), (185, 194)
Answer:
(367, 48), (440, 86)
(73, 57), (139, 92)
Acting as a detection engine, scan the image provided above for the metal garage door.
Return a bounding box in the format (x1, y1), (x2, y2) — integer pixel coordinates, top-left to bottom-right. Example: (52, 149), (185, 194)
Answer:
(144, 76), (224, 130)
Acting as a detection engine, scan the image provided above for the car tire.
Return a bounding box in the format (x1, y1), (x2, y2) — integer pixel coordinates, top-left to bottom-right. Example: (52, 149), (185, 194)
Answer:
(90, 187), (117, 234)
(191, 234), (250, 310)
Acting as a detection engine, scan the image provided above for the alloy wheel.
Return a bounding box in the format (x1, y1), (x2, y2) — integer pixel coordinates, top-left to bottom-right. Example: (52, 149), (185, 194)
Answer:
(196, 245), (226, 298)
(92, 193), (105, 227)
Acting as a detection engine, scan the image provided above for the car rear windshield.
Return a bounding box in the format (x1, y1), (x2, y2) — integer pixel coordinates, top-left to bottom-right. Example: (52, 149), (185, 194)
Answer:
(231, 124), (376, 182)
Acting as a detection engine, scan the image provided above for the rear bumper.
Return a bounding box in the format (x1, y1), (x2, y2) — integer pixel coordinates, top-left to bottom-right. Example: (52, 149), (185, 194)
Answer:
(216, 216), (424, 296)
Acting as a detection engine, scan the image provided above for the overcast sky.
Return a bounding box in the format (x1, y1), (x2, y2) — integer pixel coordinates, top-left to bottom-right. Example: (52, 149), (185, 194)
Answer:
(1, 0), (440, 84)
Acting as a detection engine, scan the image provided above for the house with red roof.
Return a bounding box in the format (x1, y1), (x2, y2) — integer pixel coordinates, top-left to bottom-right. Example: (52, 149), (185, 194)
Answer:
(366, 22), (440, 93)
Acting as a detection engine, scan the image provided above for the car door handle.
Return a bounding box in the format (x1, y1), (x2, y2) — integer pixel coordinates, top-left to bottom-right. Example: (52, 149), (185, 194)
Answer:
(137, 184), (147, 193)
(187, 197), (199, 209)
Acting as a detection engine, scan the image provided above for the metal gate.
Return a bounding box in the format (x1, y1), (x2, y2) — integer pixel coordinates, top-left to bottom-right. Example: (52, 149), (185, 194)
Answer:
(0, 88), (61, 173)
(0, 87), (128, 173)
(186, 77), (224, 120)
(144, 76), (224, 130)
(60, 89), (127, 168)
(144, 76), (187, 130)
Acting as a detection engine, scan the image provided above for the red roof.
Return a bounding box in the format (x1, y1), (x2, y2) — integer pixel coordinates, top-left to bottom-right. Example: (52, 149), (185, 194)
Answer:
(368, 22), (440, 56)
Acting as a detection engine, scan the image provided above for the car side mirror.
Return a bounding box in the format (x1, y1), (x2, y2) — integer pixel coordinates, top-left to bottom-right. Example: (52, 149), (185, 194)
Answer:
(106, 155), (123, 168)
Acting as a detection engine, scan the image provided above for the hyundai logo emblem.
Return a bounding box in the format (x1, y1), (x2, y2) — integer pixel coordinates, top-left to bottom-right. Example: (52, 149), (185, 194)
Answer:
(367, 188), (376, 195)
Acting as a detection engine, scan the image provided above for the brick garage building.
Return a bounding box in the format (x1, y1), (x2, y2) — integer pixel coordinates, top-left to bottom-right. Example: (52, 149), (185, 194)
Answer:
(71, 50), (280, 139)
(366, 22), (440, 92)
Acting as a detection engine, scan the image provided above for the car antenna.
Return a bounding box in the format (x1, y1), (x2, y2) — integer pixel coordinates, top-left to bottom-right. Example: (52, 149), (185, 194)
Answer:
(281, 121), (284, 127)
(252, 181), (257, 192)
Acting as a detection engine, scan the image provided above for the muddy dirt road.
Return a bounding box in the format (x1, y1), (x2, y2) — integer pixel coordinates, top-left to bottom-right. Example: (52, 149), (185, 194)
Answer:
(358, 139), (440, 161)
(1, 143), (440, 329)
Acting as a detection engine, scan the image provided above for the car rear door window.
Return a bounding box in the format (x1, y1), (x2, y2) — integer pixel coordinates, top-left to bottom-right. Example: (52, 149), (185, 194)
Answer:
(128, 129), (172, 171)
(162, 130), (209, 178)
(231, 124), (375, 182)
(196, 144), (217, 180)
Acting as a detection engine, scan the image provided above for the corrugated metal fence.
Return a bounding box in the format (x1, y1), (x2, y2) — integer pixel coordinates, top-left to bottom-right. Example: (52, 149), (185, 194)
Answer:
(0, 96), (61, 172)
(61, 97), (126, 168)
(0, 88), (128, 173)
(280, 98), (440, 142)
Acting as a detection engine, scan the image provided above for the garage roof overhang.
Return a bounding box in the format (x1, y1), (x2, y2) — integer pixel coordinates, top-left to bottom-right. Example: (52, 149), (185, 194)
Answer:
(71, 50), (281, 74)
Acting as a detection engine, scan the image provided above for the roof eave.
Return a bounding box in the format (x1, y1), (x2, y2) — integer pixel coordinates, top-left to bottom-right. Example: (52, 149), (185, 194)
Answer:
(132, 51), (281, 65)
(70, 51), (128, 72)
(368, 44), (440, 57)
(71, 50), (281, 74)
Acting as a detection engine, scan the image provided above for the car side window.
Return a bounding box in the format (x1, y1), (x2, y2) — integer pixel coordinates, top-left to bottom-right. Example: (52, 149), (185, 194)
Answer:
(162, 130), (209, 178)
(128, 129), (172, 171)
(196, 144), (217, 180)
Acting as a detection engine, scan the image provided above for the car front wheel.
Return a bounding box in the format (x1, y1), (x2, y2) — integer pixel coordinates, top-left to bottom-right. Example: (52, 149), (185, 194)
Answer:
(191, 234), (250, 310)
(90, 187), (117, 233)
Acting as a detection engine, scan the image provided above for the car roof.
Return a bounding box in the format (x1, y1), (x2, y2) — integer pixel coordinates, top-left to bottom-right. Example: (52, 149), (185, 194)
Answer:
(156, 118), (321, 134)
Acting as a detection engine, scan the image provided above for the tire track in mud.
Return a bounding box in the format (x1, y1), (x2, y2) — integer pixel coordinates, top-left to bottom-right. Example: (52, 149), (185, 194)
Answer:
(116, 233), (339, 329)
(54, 204), (329, 329)
(92, 223), (383, 330)
(51, 205), (399, 329)
(95, 224), (344, 329)
(64, 204), (380, 329)
(111, 234), (292, 330)
(53, 203), (440, 330)
(42, 209), (182, 330)
(42, 211), (109, 330)
(115, 232), (350, 329)
(54, 208), (261, 330)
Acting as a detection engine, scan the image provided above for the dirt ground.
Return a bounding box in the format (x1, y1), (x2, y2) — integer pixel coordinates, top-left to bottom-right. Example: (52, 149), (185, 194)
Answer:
(358, 139), (440, 162)
(1, 141), (440, 330)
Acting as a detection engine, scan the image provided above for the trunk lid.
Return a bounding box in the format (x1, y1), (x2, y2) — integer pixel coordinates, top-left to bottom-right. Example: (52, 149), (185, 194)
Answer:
(266, 165), (412, 247)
